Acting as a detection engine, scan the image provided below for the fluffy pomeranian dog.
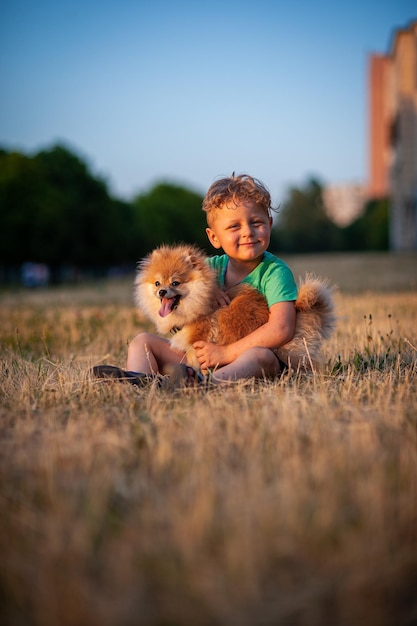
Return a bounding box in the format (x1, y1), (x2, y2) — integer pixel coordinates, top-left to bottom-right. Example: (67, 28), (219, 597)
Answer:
(135, 244), (336, 371)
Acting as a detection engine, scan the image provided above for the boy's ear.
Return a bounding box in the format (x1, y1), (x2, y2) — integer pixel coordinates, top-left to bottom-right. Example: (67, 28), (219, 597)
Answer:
(206, 227), (222, 249)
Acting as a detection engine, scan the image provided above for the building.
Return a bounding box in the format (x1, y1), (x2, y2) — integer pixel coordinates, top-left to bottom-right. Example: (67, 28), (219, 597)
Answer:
(368, 55), (391, 198)
(322, 183), (366, 227)
(368, 20), (417, 251)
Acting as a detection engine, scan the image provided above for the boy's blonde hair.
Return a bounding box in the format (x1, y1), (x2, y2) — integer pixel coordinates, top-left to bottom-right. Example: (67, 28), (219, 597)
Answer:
(202, 173), (273, 226)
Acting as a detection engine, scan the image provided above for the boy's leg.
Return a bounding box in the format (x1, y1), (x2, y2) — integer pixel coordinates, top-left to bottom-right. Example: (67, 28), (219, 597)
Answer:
(127, 332), (185, 375)
(211, 346), (280, 382)
(124, 339), (279, 385)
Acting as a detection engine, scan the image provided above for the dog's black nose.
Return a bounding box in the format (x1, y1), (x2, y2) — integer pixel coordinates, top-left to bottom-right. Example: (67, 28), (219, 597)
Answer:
(158, 289), (167, 298)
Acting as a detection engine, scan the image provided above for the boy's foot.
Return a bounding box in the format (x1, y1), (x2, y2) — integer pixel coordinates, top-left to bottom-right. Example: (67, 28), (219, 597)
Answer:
(90, 364), (159, 387)
(162, 364), (206, 390)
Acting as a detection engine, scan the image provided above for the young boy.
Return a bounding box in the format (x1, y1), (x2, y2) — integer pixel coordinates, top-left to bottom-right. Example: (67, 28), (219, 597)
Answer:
(93, 174), (297, 385)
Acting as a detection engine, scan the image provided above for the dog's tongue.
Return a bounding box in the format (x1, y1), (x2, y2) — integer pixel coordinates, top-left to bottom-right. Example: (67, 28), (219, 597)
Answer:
(158, 297), (174, 318)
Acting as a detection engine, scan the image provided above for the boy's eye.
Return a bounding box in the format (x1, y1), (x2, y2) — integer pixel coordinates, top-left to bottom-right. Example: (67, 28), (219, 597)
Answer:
(171, 280), (180, 287)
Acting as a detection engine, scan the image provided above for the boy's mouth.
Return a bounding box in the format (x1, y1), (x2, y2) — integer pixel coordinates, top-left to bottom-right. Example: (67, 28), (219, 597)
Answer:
(158, 295), (181, 317)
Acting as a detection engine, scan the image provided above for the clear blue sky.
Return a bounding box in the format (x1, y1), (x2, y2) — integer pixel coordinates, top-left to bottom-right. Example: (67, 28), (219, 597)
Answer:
(1, 0), (415, 205)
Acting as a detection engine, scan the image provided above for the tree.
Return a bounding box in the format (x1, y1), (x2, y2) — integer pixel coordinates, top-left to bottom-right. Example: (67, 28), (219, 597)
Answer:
(0, 150), (46, 264)
(340, 198), (389, 251)
(272, 178), (342, 253)
(0, 144), (137, 273)
(34, 145), (135, 267)
(132, 183), (206, 255)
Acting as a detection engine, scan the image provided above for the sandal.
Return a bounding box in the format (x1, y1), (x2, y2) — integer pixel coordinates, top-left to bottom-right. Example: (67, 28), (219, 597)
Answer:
(90, 364), (160, 387)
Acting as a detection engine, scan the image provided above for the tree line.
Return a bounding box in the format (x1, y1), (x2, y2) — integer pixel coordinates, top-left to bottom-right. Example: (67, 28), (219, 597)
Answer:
(272, 178), (388, 253)
(0, 144), (388, 282)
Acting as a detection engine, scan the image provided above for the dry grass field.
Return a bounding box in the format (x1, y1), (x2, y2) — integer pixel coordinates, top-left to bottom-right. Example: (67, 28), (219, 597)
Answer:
(0, 253), (416, 626)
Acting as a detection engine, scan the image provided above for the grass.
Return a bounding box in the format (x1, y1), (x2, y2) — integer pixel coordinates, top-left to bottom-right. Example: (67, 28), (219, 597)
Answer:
(0, 253), (417, 625)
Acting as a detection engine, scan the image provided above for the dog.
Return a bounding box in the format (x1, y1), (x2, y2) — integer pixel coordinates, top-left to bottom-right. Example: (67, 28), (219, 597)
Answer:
(134, 244), (336, 371)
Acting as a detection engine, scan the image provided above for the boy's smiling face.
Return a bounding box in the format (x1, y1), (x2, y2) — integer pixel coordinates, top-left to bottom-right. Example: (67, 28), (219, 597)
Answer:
(206, 202), (273, 263)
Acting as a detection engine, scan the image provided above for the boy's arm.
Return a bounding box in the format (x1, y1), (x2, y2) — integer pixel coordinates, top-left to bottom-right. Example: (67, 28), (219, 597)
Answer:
(193, 301), (296, 370)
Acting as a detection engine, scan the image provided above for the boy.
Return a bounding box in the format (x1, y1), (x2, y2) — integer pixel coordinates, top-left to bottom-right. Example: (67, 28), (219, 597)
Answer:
(93, 174), (297, 385)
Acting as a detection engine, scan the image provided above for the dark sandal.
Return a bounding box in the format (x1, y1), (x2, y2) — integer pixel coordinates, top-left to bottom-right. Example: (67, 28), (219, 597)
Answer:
(90, 364), (160, 387)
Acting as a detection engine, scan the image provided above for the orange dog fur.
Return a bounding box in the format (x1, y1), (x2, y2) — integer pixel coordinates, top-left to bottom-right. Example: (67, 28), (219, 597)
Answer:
(135, 244), (336, 371)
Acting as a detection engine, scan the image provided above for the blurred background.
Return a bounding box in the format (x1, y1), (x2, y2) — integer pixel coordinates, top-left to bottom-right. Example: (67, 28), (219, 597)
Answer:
(1, 0), (416, 285)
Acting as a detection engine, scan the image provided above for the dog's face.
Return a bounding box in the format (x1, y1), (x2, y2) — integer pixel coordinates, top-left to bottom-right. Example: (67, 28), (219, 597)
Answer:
(134, 245), (216, 333)
(141, 252), (192, 320)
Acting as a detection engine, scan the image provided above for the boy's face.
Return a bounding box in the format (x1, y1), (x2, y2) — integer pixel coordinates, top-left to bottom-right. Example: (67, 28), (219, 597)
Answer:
(206, 202), (272, 262)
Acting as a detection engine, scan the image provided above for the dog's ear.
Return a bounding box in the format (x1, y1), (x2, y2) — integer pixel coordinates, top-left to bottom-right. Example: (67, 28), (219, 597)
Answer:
(183, 247), (204, 269)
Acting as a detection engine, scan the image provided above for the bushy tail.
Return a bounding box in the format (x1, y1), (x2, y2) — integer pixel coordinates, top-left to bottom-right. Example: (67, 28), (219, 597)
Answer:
(277, 274), (337, 370)
(295, 274), (336, 338)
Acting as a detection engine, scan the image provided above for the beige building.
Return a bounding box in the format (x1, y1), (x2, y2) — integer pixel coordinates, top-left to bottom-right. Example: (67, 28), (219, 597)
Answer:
(323, 183), (366, 226)
(368, 20), (417, 251)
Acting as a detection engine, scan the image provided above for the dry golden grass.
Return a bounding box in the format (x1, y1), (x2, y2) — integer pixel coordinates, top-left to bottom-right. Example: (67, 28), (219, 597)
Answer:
(1, 256), (417, 626)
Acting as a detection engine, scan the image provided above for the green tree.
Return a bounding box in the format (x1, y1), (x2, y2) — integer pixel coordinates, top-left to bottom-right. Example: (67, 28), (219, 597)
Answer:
(132, 182), (206, 255)
(272, 178), (341, 253)
(0, 150), (46, 264)
(340, 198), (389, 251)
(0, 144), (137, 273)
(35, 145), (136, 267)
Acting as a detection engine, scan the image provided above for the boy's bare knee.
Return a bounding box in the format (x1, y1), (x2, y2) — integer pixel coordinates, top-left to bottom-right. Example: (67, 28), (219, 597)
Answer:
(251, 346), (280, 375)
(248, 346), (272, 361)
(129, 332), (152, 347)
(127, 333), (153, 360)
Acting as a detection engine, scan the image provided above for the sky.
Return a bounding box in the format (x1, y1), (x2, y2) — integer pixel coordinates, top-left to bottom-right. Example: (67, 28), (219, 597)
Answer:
(1, 0), (416, 206)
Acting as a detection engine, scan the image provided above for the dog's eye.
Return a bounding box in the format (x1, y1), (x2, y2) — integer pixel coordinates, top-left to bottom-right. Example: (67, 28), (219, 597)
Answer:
(171, 281), (180, 287)
(155, 281), (160, 287)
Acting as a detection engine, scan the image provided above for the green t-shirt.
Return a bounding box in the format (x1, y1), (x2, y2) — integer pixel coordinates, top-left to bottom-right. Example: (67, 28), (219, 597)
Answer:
(208, 251), (297, 307)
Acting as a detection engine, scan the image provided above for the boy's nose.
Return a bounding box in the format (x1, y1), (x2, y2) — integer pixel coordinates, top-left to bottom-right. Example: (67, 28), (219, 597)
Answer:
(241, 223), (253, 237)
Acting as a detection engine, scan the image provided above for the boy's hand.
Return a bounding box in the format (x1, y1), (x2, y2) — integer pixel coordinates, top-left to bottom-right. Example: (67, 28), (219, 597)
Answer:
(213, 286), (230, 307)
(193, 341), (230, 370)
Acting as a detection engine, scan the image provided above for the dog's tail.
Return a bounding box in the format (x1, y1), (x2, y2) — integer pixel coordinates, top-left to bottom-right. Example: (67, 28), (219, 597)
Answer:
(277, 274), (337, 371)
(295, 273), (337, 340)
